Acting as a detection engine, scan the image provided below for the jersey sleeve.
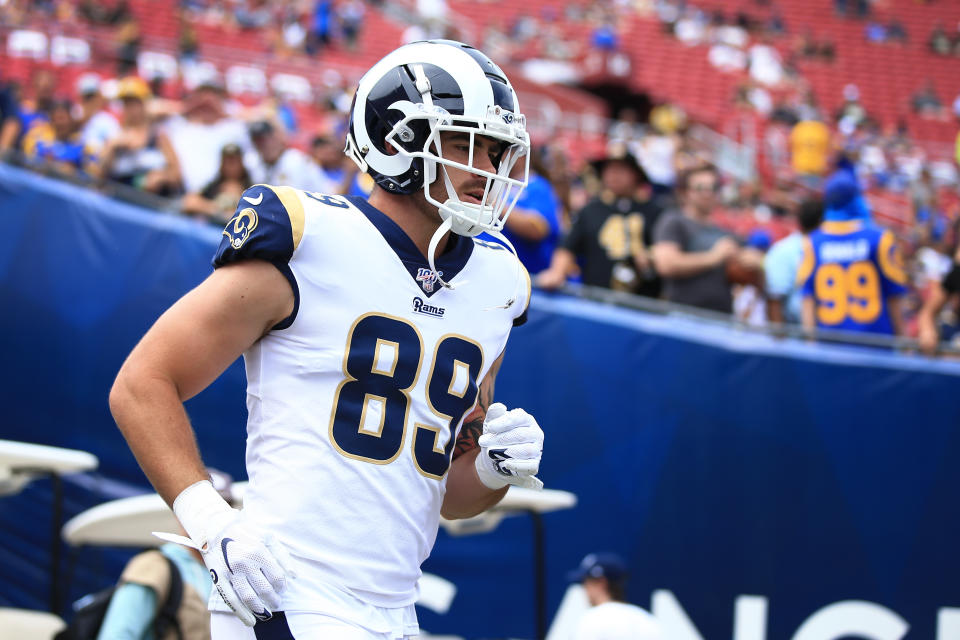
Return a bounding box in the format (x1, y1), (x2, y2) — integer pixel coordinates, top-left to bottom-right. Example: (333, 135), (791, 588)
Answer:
(213, 184), (306, 329)
(797, 236), (817, 296)
(876, 230), (908, 297)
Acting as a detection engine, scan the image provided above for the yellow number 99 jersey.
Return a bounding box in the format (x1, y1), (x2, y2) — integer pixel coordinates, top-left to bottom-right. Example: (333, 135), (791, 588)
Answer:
(797, 220), (907, 335)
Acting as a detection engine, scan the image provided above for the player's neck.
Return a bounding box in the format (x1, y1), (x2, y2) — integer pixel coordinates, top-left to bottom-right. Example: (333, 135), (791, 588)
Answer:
(368, 188), (452, 258)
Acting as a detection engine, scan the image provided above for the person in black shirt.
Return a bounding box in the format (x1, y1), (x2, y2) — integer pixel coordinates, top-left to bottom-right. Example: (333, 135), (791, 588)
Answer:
(917, 243), (960, 354)
(538, 146), (663, 297)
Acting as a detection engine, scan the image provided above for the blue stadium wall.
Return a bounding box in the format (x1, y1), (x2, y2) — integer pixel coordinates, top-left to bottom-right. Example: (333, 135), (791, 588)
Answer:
(2, 165), (960, 639)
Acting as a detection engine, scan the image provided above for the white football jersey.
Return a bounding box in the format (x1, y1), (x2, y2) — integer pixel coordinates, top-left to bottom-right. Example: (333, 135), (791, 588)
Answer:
(212, 185), (530, 612)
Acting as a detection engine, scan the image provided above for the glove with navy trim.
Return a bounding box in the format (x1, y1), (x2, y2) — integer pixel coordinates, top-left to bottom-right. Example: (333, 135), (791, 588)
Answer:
(474, 403), (545, 491)
(172, 480), (294, 626)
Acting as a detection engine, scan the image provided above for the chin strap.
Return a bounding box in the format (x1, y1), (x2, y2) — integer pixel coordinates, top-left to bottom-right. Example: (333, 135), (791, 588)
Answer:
(427, 217), (458, 290)
(427, 219), (522, 311)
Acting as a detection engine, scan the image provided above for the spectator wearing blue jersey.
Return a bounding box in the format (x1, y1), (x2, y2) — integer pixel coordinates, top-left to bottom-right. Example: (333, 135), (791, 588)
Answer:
(23, 99), (93, 177)
(17, 70), (56, 150)
(500, 150), (561, 275)
(798, 170), (907, 336)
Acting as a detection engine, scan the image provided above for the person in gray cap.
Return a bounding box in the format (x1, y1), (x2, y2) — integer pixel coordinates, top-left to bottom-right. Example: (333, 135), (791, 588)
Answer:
(568, 553), (662, 640)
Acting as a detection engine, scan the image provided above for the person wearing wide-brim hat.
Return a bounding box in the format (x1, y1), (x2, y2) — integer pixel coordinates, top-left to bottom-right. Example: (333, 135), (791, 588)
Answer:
(537, 144), (663, 297)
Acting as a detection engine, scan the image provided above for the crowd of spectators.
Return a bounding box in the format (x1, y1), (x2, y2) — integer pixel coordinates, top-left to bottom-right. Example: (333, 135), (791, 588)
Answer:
(3, 51), (959, 352)
(1, 0), (958, 355)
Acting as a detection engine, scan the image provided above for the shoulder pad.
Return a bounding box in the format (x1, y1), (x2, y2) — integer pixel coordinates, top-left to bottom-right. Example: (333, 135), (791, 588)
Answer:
(213, 185), (306, 269)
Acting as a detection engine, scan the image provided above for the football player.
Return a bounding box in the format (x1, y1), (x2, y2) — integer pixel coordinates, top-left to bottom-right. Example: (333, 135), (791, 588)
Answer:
(798, 170), (907, 337)
(110, 40), (544, 639)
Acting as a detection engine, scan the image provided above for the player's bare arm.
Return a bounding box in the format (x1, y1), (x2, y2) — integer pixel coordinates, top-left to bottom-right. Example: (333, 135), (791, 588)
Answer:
(443, 352), (508, 519)
(452, 351), (502, 461)
(109, 259), (293, 505)
(442, 350), (544, 519)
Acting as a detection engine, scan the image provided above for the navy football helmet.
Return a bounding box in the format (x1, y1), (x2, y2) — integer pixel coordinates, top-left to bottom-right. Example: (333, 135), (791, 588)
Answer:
(345, 40), (530, 248)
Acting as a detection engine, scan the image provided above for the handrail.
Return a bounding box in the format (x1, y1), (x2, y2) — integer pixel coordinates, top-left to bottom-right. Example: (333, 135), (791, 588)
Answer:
(557, 283), (960, 356)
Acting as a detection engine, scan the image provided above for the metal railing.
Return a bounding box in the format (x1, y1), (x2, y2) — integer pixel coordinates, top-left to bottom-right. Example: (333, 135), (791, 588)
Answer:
(557, 283), (960, 357)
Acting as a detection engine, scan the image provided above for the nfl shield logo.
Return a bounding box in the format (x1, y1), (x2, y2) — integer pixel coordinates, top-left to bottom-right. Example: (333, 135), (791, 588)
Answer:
(416, 268), (442, 293)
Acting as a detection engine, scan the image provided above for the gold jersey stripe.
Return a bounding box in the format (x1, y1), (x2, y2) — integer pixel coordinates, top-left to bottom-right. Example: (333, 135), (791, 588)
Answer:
(877, 230), (908, 285)
(266, 185), (306, 251)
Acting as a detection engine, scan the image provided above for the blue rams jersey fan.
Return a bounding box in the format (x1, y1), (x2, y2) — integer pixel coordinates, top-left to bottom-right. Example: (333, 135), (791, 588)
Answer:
(797, 171), (907, 335)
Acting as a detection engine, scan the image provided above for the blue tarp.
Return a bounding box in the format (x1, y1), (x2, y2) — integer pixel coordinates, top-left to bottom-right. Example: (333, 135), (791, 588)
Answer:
(2, 165), (959, 638)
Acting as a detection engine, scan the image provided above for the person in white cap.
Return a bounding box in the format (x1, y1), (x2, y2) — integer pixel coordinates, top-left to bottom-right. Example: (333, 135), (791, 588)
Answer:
(568, 553), (663, 640)
(75, 73), (119, 154)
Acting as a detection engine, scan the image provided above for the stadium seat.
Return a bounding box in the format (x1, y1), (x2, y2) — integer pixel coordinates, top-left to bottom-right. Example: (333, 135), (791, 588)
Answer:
(6, 30), (48, 60)
(0, 608), (65, 640)
(271, 73), (314, 103)
(49, 36), (90, 66)
(226, 65), (268, 96)
(137, 51), (179, 81)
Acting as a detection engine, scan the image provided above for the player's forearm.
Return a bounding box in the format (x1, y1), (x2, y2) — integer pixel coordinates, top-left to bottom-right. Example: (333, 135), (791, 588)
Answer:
(109, 368), (207, 506)
(441, 450), (508, 519)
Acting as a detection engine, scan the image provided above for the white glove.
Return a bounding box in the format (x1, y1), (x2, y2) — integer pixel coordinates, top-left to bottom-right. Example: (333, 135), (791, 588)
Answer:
(172, 480), (294, 626)
(474, 403), (544, 491)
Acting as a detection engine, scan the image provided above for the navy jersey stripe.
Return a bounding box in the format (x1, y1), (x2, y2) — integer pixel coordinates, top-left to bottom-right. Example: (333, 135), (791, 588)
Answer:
(253, 611), (297, 639)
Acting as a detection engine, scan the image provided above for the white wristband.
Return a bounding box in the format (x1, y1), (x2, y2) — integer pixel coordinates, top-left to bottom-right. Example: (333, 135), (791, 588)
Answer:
(172, 479), (234, 543)
(475, 450), (511, 490)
